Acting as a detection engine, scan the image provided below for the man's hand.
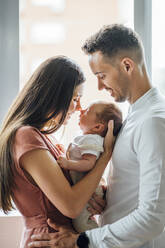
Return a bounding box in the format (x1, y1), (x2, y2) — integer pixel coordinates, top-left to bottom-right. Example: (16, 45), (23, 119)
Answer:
(57, 156), (69, 169)
(88, 177), (107, 218)
(104, 120), (116, 159)
(88, 191), (106, 217)
(28, 219), (79, 248)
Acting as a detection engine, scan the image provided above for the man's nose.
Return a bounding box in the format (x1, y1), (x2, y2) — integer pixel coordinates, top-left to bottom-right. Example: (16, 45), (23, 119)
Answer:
(98, 78), (105, 90)
(79, 109), (85, 116)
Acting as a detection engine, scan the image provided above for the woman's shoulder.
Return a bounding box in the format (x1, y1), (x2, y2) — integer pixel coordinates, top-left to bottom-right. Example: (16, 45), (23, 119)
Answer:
(15, 125), (45, 145)
(16, 125), (37, 133)
(16, 125), (40, 136)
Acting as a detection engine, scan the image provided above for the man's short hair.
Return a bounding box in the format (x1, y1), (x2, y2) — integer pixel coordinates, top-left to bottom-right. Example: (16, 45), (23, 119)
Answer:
(82, 24), (144, 63)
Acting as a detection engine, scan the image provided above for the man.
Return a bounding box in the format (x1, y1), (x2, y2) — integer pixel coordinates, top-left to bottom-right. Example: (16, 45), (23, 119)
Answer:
(29, 24), (165, 248)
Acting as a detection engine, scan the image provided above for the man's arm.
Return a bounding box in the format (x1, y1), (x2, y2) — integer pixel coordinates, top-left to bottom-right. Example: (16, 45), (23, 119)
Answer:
(85, 117), (165, 247)
(57, 154), (97, 171)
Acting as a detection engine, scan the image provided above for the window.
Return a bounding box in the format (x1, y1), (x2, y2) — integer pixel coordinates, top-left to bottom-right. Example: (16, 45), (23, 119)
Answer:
(152, 0), (165, 95)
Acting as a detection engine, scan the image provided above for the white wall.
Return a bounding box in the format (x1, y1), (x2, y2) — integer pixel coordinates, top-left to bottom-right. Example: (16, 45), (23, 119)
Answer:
(0, 216), (23, 248)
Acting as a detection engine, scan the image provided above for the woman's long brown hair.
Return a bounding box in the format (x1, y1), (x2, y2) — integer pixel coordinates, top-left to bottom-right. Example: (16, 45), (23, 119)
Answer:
(0, 56), (85, 213)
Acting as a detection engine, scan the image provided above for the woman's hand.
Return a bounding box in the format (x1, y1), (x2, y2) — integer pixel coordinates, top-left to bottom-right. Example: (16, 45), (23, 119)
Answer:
(103, 120), (116, 159)
(28, 232), (78, 248)
(28, 219), (79, 248)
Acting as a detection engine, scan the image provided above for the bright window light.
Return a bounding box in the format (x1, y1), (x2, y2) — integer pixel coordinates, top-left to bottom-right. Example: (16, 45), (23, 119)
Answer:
(116, 0), (134, 28)
(30, 22), (66, 44)
(19, 0), (26, 12)
(152, 0), (165, 68)
(31, 0), (66, 13)
(152, 0), (165, 95)
(30, 58), (46, 74)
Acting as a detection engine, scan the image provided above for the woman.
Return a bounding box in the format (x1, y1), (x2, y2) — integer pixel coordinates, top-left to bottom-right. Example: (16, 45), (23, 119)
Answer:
(0, 56), (114, 248)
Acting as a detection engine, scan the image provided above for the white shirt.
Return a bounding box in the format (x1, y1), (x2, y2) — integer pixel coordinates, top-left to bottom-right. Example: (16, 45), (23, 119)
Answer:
(86, 88), (165, 248)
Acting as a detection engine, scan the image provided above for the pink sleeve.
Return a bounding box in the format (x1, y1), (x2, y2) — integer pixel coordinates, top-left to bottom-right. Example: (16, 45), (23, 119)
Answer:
(13, 126), (49, 168)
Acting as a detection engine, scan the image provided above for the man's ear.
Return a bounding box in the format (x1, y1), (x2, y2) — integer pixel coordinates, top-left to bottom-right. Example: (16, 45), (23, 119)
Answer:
(121, 57), (134, 75)
(92, 123), (105, 133)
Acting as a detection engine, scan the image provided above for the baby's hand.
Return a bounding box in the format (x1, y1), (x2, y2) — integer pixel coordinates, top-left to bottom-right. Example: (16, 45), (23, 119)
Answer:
(57, 156), (69, 169)
(56, 144), (65, 154)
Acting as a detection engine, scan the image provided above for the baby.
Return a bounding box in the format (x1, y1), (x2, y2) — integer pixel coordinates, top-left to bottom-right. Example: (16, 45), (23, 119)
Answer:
(57, 101), (122, 232)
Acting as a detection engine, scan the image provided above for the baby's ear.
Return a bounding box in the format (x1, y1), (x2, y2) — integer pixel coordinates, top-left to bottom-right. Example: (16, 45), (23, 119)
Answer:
(93, 123), (105, 132)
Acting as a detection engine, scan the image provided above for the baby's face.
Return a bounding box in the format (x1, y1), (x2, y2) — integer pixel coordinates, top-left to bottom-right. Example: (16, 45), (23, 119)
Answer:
(79, 103), (102, 134)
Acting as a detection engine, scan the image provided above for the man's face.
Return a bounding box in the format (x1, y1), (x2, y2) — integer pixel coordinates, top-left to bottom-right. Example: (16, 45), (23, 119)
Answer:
(89, 51), (130, 102)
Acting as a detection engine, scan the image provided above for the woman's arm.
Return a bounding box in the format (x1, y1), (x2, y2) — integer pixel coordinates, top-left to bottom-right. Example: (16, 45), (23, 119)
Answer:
(21, 121), (114, 219)
(21, 149), (109, 219)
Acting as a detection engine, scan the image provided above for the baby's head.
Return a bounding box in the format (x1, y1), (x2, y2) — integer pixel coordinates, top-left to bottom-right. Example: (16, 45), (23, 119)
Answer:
(79, 101), (122, 137)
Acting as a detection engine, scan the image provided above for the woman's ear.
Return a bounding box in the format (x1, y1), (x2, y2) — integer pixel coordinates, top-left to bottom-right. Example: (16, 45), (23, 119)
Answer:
(121, 57), (134, 75)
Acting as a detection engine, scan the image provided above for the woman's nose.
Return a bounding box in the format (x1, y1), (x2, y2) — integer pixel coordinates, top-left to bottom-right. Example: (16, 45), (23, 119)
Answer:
(75, 99), (82, 111)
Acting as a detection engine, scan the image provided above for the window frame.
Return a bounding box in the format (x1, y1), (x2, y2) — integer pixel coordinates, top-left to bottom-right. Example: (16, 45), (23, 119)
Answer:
(134, 0), (152, 79)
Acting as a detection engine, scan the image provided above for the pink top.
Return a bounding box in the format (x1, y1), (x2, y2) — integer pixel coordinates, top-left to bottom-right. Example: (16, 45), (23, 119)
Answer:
(12, 126), (72, 248)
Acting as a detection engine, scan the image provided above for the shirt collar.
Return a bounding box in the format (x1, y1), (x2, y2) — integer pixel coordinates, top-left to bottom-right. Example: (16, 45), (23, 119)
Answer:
(129, 87), (158, 114)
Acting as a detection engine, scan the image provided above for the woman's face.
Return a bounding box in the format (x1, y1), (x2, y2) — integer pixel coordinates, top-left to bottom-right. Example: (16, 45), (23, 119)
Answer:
(45, 84), (84, 129)
(63, 84), (84, 125)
